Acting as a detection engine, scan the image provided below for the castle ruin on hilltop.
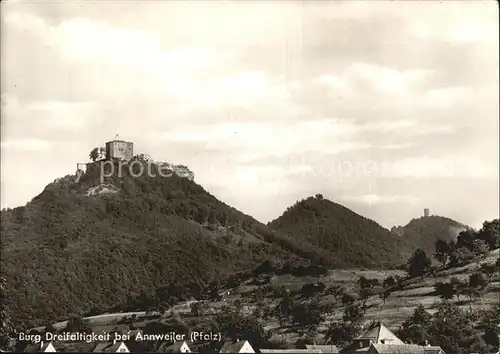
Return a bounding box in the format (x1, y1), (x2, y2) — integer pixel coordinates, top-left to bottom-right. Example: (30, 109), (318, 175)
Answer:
(75, 136), (195, 182)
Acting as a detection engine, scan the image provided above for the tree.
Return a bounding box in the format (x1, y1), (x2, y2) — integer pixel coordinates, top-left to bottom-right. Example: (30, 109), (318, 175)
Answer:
(394, 275), (405, 290)
(449, 247), (475, 266)
(208, 210), (217, 225)
(450, 277), (466, 301)
(479, 305), (500, 350)
(315, 194), (324, 200)
(324, 300), (365, 347)
(461, 286), (481, 306)
(435, 239), (451, 266)
(291, 301), (323, 330)
(407, 249), (432, 280)
(359, 288), (374, 309)
(428, 266), (439, 284)
(434, 282), (455, 300)
(428, 302), (480, 354)
(300, 282), (326, 298)
(379, 290), (390, 305)
(357, 276), (370, 289)
(479, 263), (497, 283)
(326, 285), (345, 301)
(43, 323), (57, 335)
(397, 304), (432, 346)
(383, 276), (396, 289)
(468, 336), (492, 354)
(324, 321), (360, 348)
(254, 260), (275, 275)
(208, 280), (220, 301)
(456, 229), (477, 250)
(470, 239), (489, 258)
(214, 312), (270, 349)
(0, 277), (13, 351)
(65, 315), (91, 333)
(233, 299), (243, 314)
(341, 293), (356, 305)
(342, 303), (365, 324)
(87, 306), (105, 317)
(190, 302), (200, 317)
(469, 272), (488, 290)
(275, 291), (294, 323)
(89, 147), (99, 162)
(477, 219), (500, 250)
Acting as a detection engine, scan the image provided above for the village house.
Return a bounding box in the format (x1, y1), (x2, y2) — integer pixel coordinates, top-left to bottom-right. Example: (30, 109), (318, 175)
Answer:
(162, 340), (194, 353)
(366, 344), (444, 354)
(92, 340), (129, 353)
(259, 342), (339, 353)
(219, 340), (255, 353)
(305, 344), (340, 353)
(339, 323), (445, 354)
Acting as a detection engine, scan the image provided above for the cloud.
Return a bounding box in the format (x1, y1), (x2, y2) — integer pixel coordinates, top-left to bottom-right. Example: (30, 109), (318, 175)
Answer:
(346, 63), (432, 93)
(1, 138), (51, 151)
(380, 143), (416, 150)
(340, 194), (420, 206)
(1, 1), (498, 229)
(2, 96), (101, 142)
(155, 120), (373, 159)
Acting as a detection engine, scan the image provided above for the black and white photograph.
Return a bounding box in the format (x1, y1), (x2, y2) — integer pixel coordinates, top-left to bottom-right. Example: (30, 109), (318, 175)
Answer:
(1, 1), (499, 353)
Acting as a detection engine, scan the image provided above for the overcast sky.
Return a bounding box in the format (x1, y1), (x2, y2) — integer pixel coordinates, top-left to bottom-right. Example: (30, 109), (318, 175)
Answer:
(1, 0), (498, 229)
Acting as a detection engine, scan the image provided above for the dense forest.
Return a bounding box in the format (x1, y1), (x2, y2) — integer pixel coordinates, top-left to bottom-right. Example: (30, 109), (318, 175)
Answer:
(1, 160), (322, 327)
(2, 159), (491, 331)
(391, 215), (471, 257)
(268, 195), (410, 268)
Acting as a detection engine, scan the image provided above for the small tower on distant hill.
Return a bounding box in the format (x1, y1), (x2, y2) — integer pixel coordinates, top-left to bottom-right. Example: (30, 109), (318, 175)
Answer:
(424, 208), (430, 217)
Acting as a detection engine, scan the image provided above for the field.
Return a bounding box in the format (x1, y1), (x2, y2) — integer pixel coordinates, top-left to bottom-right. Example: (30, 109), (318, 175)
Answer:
(32, 249), (499, 350)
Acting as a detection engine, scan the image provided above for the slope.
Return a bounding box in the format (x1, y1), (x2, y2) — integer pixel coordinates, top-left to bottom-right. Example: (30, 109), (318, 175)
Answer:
(267, 195), (409, 268)
(392, 215), (471, 257)
(0, 160), (329, 327)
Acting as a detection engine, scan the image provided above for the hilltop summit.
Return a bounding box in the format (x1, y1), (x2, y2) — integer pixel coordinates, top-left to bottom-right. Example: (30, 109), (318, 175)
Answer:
(268, 195), (410, 268)
(391, 214), (471, 256)
(1, 160), (324, 326)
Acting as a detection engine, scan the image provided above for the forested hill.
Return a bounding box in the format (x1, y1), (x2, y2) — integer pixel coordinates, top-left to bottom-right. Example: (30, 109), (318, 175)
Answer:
(268, 195), (410, 268)
(0, 160), (331, 327)
(391, 215), (471, 257)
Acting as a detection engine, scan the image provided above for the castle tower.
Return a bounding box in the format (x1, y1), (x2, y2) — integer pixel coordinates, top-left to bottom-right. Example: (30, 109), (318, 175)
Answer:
(424, 208), (430, 217)
(105, 138), (134, 161)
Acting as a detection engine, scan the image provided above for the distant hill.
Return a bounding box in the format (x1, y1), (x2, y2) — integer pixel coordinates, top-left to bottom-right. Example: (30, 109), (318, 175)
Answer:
(391, 215), (471, 257)
(1, 160), (333, 327)
(267, 195), (410, 268)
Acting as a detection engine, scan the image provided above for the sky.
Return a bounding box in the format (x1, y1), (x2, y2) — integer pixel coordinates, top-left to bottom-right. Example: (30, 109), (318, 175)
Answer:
(1, 0), (499, 229)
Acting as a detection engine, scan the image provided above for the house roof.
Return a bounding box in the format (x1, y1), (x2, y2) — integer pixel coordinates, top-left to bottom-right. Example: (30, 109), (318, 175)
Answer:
(423, 347), (445, 354)
(219, 340), (252, 353)
(357, 324), (404, 345)
(162, 340), (193, 352)
(368, 344), (425, 354)
(92, 341), (128, 352)
(305, 344), (339, 353)
(339, 342), (371, 354)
